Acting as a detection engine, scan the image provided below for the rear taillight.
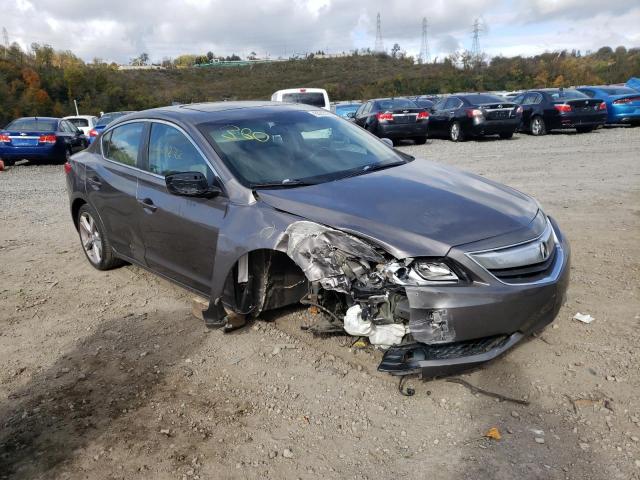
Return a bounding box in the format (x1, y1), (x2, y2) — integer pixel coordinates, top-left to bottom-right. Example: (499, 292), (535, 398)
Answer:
(377, 112), (394, 121)
(417, 111), (429, 120)
(554, 104), (572, 113)
(466, 108), (483, 118)
(64, 162), (72, 175)
(38, 134), (57, 143)
(612, 96), (640, 104)
(0, 134), (10, 143)
(598, 102), (607, 111)
(89, 129), (99, 137)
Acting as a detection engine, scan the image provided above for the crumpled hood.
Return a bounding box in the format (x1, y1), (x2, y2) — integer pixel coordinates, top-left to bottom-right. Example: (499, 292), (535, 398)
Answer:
(258, 159), (539, 258)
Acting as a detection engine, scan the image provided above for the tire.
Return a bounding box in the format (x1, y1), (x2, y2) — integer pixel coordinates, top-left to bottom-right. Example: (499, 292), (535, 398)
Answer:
(576, 126), (594, 133)
(60, 147), (71, 165)
(449, 121), (465, 142)
(414, 137), (427, 145)
(77, 204), (123, 270)
(530, 116), (546, 136)
(499, 132), (514, 139)
(391, 138), (400, 146)
(2, 158), (15, 167)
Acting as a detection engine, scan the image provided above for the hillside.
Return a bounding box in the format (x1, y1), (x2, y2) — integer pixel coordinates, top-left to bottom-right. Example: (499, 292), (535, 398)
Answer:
(0, 44), (639, 124)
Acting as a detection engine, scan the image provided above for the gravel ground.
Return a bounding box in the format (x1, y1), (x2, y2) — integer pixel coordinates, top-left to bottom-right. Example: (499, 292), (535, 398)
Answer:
(0, 126), (639, 480)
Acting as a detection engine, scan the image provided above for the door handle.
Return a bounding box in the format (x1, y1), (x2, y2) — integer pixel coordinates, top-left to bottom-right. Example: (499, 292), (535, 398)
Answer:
(87, 176), (102, 188)
(138, 198), (157, 212)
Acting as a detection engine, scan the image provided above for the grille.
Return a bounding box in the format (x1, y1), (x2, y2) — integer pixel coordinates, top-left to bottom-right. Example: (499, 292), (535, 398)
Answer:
(378, 335), (510, 373)
(489, 248), (556, 283)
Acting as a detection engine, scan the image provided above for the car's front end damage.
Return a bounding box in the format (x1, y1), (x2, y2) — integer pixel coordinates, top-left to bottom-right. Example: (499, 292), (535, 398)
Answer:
(265, 209), (569, 378)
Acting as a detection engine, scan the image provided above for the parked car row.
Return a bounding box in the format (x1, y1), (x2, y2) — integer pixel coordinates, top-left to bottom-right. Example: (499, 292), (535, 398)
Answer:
(0, 111), (135, 165)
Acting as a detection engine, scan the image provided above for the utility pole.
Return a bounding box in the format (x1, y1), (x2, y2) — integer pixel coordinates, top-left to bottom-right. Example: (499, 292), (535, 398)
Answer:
(374, 12), (385, 54)
(419, 17), (430, 64)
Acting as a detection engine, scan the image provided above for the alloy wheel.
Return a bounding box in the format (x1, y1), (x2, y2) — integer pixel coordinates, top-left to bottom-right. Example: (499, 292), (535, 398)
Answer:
(79, 212), (102, 265)
(531, 117), (544, 136)
(450, 123), (460, 141)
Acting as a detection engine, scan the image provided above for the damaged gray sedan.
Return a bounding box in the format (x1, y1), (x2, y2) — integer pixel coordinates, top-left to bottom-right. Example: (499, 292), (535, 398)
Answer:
(65, 102), (570, 378)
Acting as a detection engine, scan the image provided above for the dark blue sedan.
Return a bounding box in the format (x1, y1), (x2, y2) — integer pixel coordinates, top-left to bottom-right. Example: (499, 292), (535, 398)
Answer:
(88, 111), (135, 144)
(0, 117), (87, 166)
(576, 86), (640, 125)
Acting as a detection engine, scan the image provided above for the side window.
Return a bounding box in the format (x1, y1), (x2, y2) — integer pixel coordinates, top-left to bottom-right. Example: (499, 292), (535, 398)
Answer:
(104, 122), (144, 167)
(362, 102), (372, 115)
(433, 98), (446, 110)
(147, 123), (213, 180)
(59, 121), (70, 133)
(581, 89), (596, 98)
(532, 93), (543, 104)
(513, 94), (524, 104)
(522, 93), (536, 105)
(65, 121), (80, 134)
(444, 97), (460, 110)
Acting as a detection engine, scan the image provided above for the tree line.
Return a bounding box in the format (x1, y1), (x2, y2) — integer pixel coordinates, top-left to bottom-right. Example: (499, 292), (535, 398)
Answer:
(0, 43), (638, 126)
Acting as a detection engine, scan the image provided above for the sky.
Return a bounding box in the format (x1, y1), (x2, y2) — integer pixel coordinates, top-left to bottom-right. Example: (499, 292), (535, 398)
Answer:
(2, 0), (639, 63)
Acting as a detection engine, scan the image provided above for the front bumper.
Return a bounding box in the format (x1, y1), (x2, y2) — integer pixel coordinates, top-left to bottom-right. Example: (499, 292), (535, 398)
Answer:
(376, 122), (429, 138)
(378, 217), (571, 377)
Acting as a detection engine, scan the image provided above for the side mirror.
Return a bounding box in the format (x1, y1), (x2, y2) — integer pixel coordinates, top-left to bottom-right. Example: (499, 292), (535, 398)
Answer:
(380, 137), (394, 148)
(346, 112), (356, 118)
(165, 172), (221, 198)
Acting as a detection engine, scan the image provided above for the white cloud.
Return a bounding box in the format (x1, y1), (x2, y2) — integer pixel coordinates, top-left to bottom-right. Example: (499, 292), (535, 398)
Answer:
(2, 0), (638, 63)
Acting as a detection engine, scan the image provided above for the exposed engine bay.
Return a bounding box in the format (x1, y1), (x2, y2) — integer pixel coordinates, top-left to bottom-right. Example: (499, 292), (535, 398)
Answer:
(278, 221), (459, 348)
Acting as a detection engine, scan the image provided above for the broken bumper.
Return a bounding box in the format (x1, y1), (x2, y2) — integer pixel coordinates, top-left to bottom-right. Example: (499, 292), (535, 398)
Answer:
(379, 218), (570, 377)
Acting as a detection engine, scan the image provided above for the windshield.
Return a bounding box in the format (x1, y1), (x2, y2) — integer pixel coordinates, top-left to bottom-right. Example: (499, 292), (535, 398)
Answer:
(376, 98), (417, 110)
(548, 89), (588, 100)
(96, 112), (131, 127)
(5, 118), (58, 132)
(281, 92), (326, 108)
(198, 108), (406, 187)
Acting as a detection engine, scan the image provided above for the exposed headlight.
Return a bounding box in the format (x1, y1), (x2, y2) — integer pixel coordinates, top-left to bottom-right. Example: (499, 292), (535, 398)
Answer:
(414, 261), (459, 282)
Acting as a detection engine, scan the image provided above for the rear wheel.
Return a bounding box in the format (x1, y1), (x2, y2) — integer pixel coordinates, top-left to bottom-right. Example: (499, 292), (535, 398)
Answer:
(414, 137), (427, 145)
(576, 126), (594, 133)
(2, 158), (15, 167)
(77, 204), (123, 270)
(60, 148), (71, 164)
(530, 116), (546, 136)
(449, 122), (465, 142)
(499, 132), (514, 139)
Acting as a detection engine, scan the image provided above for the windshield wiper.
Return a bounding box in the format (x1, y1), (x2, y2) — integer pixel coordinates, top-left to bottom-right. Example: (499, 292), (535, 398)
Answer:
(335, 160), (407, 181)
(250, 179), (316, 189)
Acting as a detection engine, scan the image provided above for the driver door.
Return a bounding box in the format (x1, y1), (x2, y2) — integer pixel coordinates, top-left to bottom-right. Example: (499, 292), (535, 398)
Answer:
(135, 121), (227, 295)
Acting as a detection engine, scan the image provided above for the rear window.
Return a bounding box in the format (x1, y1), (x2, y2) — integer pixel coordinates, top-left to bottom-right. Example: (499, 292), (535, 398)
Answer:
(599, 87), (637, 95)
(5, 118), (58, 132)
(281, 92), (326, 108)
(67, 118), (89, 127)
(547, 89), (588, 100)
(464, 94), (505, 104)
(376, 99), (417, 110)
(335, 104), (360, 115)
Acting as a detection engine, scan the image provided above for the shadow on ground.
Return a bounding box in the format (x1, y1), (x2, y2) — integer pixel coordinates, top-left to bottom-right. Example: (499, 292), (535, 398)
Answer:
(0, 308), (208, 479)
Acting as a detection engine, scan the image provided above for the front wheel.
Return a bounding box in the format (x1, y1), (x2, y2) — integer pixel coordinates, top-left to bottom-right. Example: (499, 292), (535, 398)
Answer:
(77, 204), (123, 270)
(576, 126), (594, 133)
(449, 121), (465, 142)
(499, 132), (514, 139)
(530, 116), (546, 136)
(414, 137), (427, 145)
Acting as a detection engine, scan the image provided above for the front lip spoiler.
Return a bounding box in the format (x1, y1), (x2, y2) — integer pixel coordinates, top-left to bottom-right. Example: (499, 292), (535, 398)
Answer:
(378, 332), (524, 378)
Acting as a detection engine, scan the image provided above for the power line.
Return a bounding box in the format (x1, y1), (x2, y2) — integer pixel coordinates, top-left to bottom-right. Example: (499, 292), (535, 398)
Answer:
(374, 12), (385, 53)
(419, 17), (430, 64)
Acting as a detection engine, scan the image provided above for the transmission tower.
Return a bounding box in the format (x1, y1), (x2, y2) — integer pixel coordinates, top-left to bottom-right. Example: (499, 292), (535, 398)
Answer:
(419, 17), (430, 64)
(471, 18), (486, 62)
(374, 12), (385, 53)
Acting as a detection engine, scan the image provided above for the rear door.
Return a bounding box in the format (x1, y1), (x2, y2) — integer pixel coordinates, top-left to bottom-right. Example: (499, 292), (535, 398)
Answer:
(135, 121), (227, 294)
(84, 121), (147, 263)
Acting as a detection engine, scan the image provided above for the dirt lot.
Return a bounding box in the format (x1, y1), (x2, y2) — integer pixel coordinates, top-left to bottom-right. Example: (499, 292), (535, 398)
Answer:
(1, 126), (639, 480)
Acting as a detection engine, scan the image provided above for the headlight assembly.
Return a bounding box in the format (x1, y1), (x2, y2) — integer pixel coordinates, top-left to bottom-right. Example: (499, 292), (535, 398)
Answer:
(413, 260), (459, 282)
(382, 259), (459, 286)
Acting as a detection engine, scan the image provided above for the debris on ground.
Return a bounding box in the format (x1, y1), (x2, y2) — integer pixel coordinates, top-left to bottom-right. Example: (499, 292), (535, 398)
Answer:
(573, 312), (594, 324)
(484, 427), (502, 440)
